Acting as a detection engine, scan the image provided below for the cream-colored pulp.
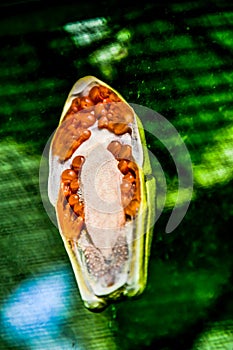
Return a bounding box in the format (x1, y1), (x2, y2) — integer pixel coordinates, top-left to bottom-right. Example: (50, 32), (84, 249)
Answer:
(80, 140), (125, 258)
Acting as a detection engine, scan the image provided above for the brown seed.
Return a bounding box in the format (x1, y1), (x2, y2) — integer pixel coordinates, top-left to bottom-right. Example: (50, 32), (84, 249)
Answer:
(74, 202), (84, 217)
(106, 112), (113, 119)
(70, 178), (79, 192)
(118, 160), (129, 174)
(121, 179), (132, 193)
(103, 98), (112, 103)
(81, 129), (91, 139)
(107, 141), (122, 158)
(120, 103), (134, 123)
(109, 92), (121, 102)
(103, 102), (111, 111)
(99, 85), (110, 99)
(61, 169), (77, 183)
(62, 148), (73, 162)
(80, 96), (94, 109)
(71, 127), (83, 140)
(123, 110), (134, 123)
(121, 193), (132, 207)
(98, 115), (109, 129)
(64, 115), (78, 126)
(123, 172), (135, 183)
(79, 112), (96, 127)
(108, 102), (134, 124)
(107, 121), (123, 133)
(64, 129), (91, 160)
(72, 156), (85, 172)
(68, 194), (79, 206)
(133, 184), (140, 202)
(94, 103), (107, 118)
(69, 97), (81, 113)
(67, 122), (79, 133)
(125, 199), (140, 217)
(112, 123), (132, 135)
(108, 102), (119, 113)
(118, 144), (132, 160)
(73, 97), (81, 106)
(71, 106), (78, 113)
(107, 104), (125, 122)
(54, 122), (82, 161)
(70, 118), (82, 133)
(107, 121), (114, 132)
(128, 161), (138, 173)
(89, 86), (102, 103)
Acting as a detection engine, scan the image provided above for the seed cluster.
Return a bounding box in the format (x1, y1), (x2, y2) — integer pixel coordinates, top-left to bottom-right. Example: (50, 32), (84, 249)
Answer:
(84, 236), (129, 280)
(57, 156), (86, 242)
(52, 84), (134, 162)
(112, 235), (129, 268)
(107, 141), (141, 218)
(52, 117), (91, 162)
(84, 245), (106, 278)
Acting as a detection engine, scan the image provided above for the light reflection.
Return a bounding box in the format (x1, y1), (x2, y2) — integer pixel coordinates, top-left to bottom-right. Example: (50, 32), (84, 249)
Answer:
(149, 118), (232, 211)
(211, 30), (233, 49)
(90, 42), (128, 64)
(187, 12), (233, 27)
(192, 320), (233, 350)
(88, 28), (130, 78)
(64, 18), (130, 78)
(0, 267), (74, 349)
(0, 93), (62, 116)
(166, 124), (233, 209)
(64, 18), (109, 47)
(174, 71), (233, 93)
(136, 20), (174, 34)
(0, 78), (63, 97)
(194, 125), (233, 187)
(89, 41), (129, 78)
(116, 28), (131, 42)
(165, 187), (196, 209)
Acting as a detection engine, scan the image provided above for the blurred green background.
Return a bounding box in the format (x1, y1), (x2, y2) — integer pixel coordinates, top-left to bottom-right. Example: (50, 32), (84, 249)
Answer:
(0, 0), (233, 349)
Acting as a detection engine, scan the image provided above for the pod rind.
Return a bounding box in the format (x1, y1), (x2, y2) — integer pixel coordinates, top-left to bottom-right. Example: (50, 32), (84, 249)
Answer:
(48, 76), (156, 310)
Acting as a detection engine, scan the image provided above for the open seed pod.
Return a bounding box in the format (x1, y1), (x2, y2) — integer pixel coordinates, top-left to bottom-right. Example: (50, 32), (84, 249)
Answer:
(48, 76), (155, 311)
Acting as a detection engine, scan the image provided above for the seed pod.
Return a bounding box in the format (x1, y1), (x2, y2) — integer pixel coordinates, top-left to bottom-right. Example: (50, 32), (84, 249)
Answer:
(48, 76), (155, 312)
